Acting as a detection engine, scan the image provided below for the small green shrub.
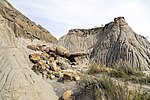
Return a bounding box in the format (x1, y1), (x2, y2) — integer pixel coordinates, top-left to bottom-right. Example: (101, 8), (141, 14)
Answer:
(88, 62), (107, 74)
(109, 68), (127, 78)
(129, 89), (150, 100)
(109, 61), (144, 78)
(78, 75), (150, 100)
(138, 76), (150, 85)
(78, 75), (127, 100)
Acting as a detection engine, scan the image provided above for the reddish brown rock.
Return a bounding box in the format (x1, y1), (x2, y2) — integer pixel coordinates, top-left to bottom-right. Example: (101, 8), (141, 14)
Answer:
(62, 90), (74, 100)
(29, 54), (41, 63)
(49, 46), (56, 52)
(56, 46), (69, 57)
(37, 60), (47, 70)
(63, 72), (74, 81)
(73, 75), (81, 81)
(41, 52), (50, 60)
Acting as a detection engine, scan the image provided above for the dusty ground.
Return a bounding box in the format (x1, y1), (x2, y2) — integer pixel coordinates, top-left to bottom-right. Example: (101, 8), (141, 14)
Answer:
(47, 80), (79, 97)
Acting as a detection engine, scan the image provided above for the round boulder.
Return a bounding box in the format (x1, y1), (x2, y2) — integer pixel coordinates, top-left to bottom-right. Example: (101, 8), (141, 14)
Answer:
(62, 90), (74, 100)
(29, 54), (41, 63)
(27, 45), (37, 51)
(56, 46), (70, 57)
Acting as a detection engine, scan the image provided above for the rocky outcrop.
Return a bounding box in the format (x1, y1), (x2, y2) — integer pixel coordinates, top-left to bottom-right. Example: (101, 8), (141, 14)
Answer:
(0, 0), (56, 43)
(28, 44), (82, 82)
(58, 17), (150, 70)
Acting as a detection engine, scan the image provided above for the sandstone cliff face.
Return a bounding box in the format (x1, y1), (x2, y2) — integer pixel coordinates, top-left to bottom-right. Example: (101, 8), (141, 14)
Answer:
(0, 0), (56, 43)
(58, 17), (150, 71)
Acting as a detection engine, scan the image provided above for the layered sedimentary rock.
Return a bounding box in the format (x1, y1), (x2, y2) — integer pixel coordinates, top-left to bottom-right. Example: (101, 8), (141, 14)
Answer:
(57, 27), (103, 53)
(91, 17), (150, 70)
(58, 17), (150, 70)
(0, 0), (58, 99)
(0, 0), (56, 43)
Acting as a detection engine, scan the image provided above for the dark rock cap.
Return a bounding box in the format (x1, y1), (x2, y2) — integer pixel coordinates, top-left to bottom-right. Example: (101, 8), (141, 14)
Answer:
(114, 16), (128, 26)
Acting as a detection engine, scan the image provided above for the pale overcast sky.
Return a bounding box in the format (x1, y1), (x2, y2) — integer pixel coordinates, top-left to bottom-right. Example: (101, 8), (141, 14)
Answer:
(8, 0), (150, 40)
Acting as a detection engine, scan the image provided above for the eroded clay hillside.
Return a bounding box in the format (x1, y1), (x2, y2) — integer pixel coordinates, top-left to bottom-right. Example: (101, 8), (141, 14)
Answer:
(57, 17), (150, 71)
(0, 0), (58, 99)
(0, 0), (150, 100)
(0, 0), (56, 46)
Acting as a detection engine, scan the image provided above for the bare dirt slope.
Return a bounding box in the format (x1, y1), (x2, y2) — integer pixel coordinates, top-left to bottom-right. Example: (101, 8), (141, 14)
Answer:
(0, 47), (58, 100)
(0, 0), (58, 99)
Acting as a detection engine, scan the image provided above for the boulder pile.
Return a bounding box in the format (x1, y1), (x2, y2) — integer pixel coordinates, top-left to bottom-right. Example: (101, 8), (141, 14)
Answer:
(27, 44), (82, 82)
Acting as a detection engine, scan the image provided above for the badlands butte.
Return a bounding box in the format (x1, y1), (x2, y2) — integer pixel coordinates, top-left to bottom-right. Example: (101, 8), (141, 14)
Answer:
(0, 0), (150, 100)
